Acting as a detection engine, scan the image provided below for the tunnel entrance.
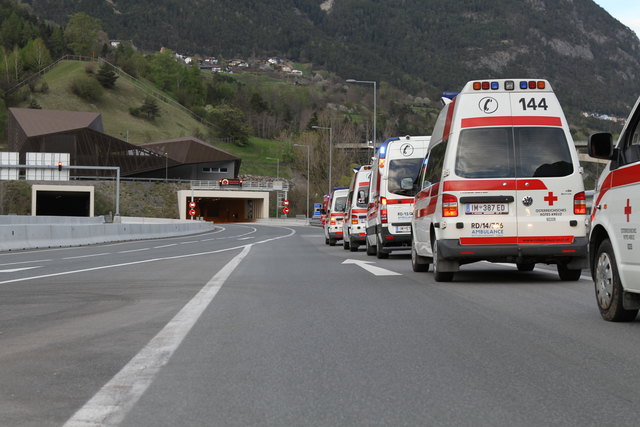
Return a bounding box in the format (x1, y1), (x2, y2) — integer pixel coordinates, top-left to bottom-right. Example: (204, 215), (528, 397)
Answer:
(32, 185), (95, 217)
(179, 190), (268, 222)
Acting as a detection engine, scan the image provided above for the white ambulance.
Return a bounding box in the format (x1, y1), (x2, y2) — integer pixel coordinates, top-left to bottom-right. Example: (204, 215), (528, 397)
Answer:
(588, 95), (640, 321)
(342, 165), (372, 252)
(324, 187), (349, 246)
(411, 79), (588, 281)
(366, 135), (430, 258)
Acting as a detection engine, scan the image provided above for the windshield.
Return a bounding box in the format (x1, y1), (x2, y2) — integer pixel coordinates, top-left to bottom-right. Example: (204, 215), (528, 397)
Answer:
(455, 127), (573, 178)
(333, 196), (347, 212)
(388, 158), (423, 195)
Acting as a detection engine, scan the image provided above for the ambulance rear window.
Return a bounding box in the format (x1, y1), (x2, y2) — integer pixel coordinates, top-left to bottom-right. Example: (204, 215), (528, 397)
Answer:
(333, 197), (347, 212)
(455, 128), (515, 178)
(516, 128), (573, 177)
(388, 158), (424, 195)
(456, 127), (573, 178)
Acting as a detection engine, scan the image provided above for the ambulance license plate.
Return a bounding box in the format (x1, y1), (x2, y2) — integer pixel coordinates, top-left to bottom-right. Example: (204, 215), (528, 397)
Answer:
(396, 225), (411, 233)
(465, 203), (508, 215)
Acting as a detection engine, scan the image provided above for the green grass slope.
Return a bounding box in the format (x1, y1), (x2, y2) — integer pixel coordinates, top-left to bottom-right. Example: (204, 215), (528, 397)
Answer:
(21, 60), (209, 144)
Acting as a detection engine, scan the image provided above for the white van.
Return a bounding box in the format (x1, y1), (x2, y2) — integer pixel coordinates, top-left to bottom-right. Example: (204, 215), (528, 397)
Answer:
(324, 187), (349, 246)
(411, 79), (588, 281)
(588, 95), (640, 321)
(366, 135), (430, 258)
(342, 165), (371, 252)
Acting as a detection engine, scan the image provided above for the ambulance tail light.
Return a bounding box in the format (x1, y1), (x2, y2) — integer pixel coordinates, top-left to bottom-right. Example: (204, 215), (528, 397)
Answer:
(442, 194), (458, 217)
(351, 215), (359, 225)
(574, 192), (587, 215)
(330, 218), (336, 226)
(381, 197), (388, 223)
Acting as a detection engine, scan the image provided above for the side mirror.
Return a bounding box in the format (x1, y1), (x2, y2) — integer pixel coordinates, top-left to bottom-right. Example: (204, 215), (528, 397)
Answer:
(588, 132), (614, 160)
(400, 177), (414, 190)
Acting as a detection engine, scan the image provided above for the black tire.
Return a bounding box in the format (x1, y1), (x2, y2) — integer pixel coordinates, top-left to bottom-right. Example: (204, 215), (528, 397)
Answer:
(376, 234), (389, 259)
(411, 242), (429, 272)
(594, 239), (638, 322)
(343, 237), (350, 250)
(432, 239), (453, 282)
(325, 236), (329, 245)
(349, 241), (358, 252)
(329, 239), (336, 246)
(557, 263), (582, 281)
(366, 236), (376, 256)
(517, 262), (535, 272)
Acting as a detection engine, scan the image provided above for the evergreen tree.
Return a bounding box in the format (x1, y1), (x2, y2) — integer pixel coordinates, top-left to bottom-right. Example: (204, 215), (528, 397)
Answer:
(96, 62), (118, 88)
(64, 12), (102, 57)
(140, 96), (160, 120)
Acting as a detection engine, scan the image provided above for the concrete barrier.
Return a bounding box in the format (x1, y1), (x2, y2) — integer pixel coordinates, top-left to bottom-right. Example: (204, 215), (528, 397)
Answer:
(0, 215), (216, 252)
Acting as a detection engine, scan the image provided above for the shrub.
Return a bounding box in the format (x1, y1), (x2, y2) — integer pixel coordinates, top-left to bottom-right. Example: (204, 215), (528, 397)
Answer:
(70, 76), (103, 102)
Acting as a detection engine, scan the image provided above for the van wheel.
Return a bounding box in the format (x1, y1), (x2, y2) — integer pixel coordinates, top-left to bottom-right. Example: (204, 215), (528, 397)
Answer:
(349, 240), (359, 252)
(432, 239), (453, 282)
(366, 237), (376, 256)
(557, 263), (581, 281)
(594, 239), (638, 322)
(329, 239), (336, 246)
(411, 242), (429, 272)
(343, 238), (350, 250)
(376, 234), (389, 259)
(517, 263), (535, 272)
(325, 236), (329, 245)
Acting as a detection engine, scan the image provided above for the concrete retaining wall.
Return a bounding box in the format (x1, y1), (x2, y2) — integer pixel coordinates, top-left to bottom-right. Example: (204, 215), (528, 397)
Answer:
(0, 215), (216, 252)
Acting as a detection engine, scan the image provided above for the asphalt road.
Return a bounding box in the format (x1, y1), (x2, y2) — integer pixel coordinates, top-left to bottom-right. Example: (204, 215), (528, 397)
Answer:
(1, 224), (639, 426)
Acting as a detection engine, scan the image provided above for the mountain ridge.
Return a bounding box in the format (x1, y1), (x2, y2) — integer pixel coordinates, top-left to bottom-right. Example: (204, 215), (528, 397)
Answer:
(21, 0), (640, 115)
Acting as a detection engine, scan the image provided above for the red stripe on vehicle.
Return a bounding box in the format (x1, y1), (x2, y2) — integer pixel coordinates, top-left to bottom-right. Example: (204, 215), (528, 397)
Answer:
(352, 208), (367, 213)
(459, 236), (574, 245)
(442, 179), (547, 191)
(442, 97), (457, 141)
(358, 181), (369, 187)
(386, 198), (414, 205)
(330, 213), (344, 217)
(461, 116), (562, 128)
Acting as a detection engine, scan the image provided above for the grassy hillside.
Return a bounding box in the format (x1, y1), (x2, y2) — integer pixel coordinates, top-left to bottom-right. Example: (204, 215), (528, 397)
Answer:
(17, 60), (290, 177)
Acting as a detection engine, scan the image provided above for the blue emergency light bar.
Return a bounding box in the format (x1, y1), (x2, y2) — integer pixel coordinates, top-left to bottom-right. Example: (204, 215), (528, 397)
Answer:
(442, 91), (460, 100)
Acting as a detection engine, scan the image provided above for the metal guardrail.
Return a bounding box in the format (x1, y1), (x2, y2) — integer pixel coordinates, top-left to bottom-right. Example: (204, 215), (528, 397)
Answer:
(190, 180), (290, 191)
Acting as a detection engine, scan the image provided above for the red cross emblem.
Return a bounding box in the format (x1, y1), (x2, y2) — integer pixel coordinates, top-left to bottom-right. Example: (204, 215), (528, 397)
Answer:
(625, 199), (632, 222)
(544, 191), (558, 206)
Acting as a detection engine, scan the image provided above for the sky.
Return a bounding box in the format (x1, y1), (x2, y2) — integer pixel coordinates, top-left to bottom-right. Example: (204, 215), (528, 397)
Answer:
(594, 0), (640, 38)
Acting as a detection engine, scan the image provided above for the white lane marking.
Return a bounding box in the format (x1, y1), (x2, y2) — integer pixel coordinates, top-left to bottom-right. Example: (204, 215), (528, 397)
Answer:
(63, 244), (252, 426)
(118, 248), (150, 254)
(0, 227), (296, 286)
(491, 262), (591, 280)
(0, 266), (41, 273)
(342, 259), (402, 276)
(0, 259), (52, 266)
(237, 237), (254, 240)
(153, 244), (177, 249)
(63, 253), (111, 260)
(180, 241), (198, 245)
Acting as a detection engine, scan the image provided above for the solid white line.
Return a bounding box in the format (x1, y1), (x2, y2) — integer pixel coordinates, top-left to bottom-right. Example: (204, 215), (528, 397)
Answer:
(237, 237), (254, 240)
(63, 253), (111, 260)
(180, 241), (198, 245)
(63, 244), (252, 427)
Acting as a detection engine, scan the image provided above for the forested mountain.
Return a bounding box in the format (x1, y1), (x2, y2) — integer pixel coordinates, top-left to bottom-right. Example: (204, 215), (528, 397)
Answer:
(21, 0), (640, 116)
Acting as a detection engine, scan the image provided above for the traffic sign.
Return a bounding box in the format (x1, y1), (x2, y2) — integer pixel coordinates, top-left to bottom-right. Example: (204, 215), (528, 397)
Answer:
(189, 209), (196, 216)
(282, 200), (290, 207)
(188, 201), (196, 209)
(282, 207), (290, 214)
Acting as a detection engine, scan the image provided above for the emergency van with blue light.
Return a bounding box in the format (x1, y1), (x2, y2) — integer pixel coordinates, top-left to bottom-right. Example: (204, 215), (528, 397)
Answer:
(588, 94), (640, 322)
(342, 165), (372, 252)
(411, 79), (588, 281)
(366, 135), (430, 258)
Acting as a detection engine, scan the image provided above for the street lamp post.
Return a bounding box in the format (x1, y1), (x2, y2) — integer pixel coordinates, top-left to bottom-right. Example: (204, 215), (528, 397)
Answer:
(312, 125), (333, 195)
(164, 152), (168, 181)
(266, 157), (280, 179)
(293, 143), (310, 219)
(346, 79), (377, 149)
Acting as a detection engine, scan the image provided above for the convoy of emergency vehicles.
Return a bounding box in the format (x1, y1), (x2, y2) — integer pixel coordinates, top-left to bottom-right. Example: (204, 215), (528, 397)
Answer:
(317, 78), (639, 322)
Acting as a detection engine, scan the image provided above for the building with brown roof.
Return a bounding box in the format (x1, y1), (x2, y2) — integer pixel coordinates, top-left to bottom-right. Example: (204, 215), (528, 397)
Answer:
(7, 108), (240, 180)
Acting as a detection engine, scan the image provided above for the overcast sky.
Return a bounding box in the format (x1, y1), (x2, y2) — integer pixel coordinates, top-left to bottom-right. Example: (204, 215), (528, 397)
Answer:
(594, 0), (640, 38)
